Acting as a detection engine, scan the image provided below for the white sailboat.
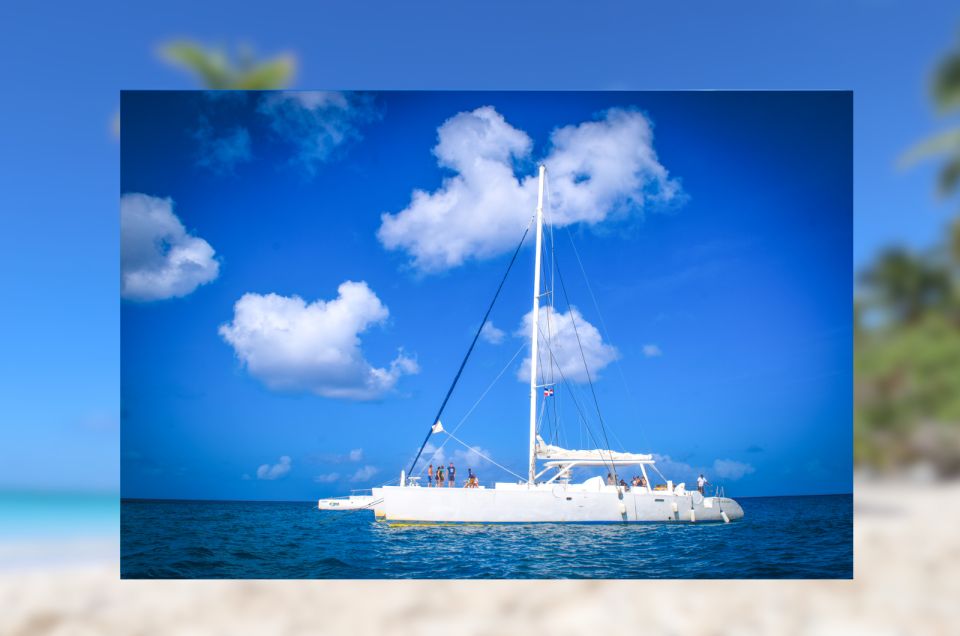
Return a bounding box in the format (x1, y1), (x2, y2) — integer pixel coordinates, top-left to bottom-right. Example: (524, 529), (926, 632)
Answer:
(319, 165), (744, 524)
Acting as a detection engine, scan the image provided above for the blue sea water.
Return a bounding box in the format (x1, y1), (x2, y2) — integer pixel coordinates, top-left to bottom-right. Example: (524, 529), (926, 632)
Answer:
(121, 494), (851, 579)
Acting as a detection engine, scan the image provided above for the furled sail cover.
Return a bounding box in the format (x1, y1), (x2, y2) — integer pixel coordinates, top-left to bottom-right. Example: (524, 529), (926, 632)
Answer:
(535, 436), (652, 461)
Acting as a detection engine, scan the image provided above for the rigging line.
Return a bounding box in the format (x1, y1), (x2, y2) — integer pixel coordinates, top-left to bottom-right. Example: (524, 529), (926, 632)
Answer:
(563, 227), (645, 451)
(534, 322), (622, 481)
(556, 237), (625, 454)
(445, 430), (527, 482)
(554, 260), (622, 484)
(537, 175), (620, 490)
(648, 462), (670, 484)
(407, 220), (533, 476)
(417, 343), (526, 476)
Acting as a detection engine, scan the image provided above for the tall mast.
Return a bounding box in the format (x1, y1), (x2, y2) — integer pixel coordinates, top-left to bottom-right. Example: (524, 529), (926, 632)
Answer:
(528, 164), (546, 485)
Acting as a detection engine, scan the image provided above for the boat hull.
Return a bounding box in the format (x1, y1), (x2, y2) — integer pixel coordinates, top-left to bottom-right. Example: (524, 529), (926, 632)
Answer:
(317, 494), (378, 511)
(370, 485), (743, 523)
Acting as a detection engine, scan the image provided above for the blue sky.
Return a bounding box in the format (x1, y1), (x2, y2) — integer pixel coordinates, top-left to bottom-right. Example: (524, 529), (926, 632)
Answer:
(120, 90), (850, 499)
(0, 1), (955, 497)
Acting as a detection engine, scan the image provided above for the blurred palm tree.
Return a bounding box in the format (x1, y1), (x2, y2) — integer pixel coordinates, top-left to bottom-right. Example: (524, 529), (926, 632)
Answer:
(857, 29), (960, 476)
(858, 248), (953, 324)
(160, 41), (296, 90)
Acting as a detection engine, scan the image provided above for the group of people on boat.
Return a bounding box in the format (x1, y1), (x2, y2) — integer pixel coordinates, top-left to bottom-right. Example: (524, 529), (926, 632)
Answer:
(606, 472), (648, 491)
(605, 472), (712, 494)
(427, 463), (480, 488)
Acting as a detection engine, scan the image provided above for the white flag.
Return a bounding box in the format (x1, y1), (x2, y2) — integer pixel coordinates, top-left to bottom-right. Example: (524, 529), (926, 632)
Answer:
(431, 420), (444, 434)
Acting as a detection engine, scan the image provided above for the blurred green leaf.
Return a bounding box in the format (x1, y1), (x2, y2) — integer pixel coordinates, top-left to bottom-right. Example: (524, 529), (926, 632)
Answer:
(161, 41), (295, 90)
(932, 34), (960, 114)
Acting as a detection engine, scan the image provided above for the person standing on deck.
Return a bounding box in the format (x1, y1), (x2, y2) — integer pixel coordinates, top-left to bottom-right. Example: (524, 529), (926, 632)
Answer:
(448, 462), (456, 488)
(697, 474), (710, 495)
(427, 464), (434, 487)
(436, 465), (444, 487)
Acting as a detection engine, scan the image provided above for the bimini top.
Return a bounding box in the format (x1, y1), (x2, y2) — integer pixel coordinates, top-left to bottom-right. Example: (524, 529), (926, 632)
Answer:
(535, 436), (653, 462)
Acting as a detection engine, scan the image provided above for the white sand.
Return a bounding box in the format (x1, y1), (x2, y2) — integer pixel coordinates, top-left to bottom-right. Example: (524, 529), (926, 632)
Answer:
(2, 478), (957, 635)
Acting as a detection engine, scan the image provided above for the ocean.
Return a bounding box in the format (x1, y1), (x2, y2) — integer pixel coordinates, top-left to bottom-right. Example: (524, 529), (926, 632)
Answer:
(121, 494), (851, 578)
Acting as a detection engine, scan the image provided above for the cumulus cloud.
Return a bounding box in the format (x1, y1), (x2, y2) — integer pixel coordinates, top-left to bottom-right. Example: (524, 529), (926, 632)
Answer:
(480, 320), (505, 345)
(257, 455), (291, 480)
(650, 455), (756, 484)
(313, 472), (340, 483)
(642, 344), (663, 357)
(219, 281), (418, 400)
(421, 441), (493, 471)
(713, 459), (756, 480)
(517, 306), (618, 383)
(452, 445), (493, 470)
(348, 448), (364, 462)
(258, 91), (377, 175)
(194, 119), (252, 175)
(350, 465), (379, 483)
(120, 193), (220, 301)
(378, 106), (533, 271)
(651, 454), (696, 481)
(378, 106), (681, 272)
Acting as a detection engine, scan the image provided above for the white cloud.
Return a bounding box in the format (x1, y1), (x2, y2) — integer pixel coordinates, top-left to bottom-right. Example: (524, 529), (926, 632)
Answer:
(642, 344), (662, 357)
(451, 445), (492, 470)
(120, 194), (220, 301)
(219, 281), (418, 400)
(313, 472), (340, 483)
(651, 454), (697, 481)
(649, 455), (756, 484)
(480, 320), (505, 345)
(257, 455), (291, 480)
(421, 441), (446, 466)
(348, 448), (364, 462)
(350, 465), (379, 483)
(712, 459), (756, 481)
(544, 107), (681, 225)
(258, 91), (377, 175)
(378, 106), (533, 271)
(421, 442), (492, 472)
(517, 306), (618, 383)
(378, 106), (681, 272)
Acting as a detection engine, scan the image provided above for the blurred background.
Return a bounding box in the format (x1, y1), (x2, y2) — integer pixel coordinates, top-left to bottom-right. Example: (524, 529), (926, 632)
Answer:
(1, 1), (959, 633)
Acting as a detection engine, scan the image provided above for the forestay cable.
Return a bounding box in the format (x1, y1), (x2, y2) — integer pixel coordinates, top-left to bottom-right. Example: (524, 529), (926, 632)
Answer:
(407, 220), (533, 476)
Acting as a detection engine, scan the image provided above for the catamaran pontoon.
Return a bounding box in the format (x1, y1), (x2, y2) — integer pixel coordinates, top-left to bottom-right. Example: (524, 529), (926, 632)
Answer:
(319, 165), (744, 524)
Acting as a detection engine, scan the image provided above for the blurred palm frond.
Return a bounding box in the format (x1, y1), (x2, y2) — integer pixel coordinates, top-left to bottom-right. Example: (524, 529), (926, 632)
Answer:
(160, 41), (295, 90)
(900, 33), (960, 200)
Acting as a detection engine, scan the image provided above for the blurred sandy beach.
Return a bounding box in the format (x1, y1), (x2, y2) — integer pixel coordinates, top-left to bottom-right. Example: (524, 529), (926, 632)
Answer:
(2, 476), (956, 635)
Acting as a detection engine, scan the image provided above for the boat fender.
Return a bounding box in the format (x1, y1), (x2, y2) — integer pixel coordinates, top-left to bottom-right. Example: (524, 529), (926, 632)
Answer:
(618, 501), (627, 515)
(671, 502), (678, 513)
(689, 509), (696, 523)
(721, 511), (730, 524)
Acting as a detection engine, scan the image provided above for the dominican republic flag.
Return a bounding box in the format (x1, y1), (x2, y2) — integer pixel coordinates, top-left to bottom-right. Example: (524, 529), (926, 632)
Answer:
(544, 388), (555, 397)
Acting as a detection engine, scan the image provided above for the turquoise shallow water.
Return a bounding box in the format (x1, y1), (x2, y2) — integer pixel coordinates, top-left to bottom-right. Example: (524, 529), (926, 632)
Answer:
(121, 494), (851, 578)
(0, 491), (118, 539)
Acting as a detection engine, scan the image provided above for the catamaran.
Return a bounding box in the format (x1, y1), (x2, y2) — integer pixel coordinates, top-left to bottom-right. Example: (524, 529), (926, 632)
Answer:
(319, 165), (744, 524)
